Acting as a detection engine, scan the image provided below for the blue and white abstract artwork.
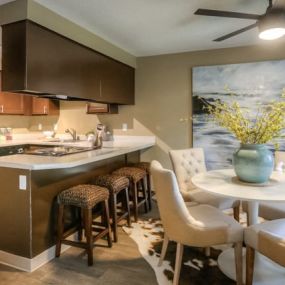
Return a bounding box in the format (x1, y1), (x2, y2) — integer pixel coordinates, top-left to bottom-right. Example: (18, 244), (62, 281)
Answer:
(192, 60), (285, 170)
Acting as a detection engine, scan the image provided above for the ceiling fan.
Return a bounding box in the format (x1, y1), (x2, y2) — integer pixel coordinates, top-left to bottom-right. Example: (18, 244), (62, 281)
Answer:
(194, 0), (285, 41)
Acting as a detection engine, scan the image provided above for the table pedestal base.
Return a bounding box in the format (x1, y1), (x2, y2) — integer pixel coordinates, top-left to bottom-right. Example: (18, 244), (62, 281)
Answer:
(218, 248), (285, 285)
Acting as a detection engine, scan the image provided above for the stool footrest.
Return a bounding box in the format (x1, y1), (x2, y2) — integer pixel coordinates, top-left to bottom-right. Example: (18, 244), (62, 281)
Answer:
(61, 239), (91, 250)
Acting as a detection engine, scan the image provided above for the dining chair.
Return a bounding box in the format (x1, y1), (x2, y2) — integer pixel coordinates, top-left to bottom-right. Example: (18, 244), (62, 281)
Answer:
(169, 148), (241, 221)
(242, 150), (285, 223)
(244, 218), (285, 285)
(151, 160), (243, 285)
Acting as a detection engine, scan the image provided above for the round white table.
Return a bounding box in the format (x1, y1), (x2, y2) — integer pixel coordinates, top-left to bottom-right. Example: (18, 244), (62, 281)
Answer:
(192, 169), (285, 285)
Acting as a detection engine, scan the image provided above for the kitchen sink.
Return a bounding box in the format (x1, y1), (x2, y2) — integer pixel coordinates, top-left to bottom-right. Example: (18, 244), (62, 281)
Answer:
(23, 144), (96, 157)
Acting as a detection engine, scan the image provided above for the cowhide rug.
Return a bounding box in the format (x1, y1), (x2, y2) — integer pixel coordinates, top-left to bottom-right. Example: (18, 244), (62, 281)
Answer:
(123, 211), (253, 285)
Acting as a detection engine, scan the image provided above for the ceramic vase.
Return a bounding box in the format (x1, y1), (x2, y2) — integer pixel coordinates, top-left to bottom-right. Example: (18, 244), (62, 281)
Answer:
(233, 144), (274, 183)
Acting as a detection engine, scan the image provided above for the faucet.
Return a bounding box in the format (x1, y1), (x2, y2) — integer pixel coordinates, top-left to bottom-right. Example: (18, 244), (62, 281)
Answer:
(65, 128), (77, 141)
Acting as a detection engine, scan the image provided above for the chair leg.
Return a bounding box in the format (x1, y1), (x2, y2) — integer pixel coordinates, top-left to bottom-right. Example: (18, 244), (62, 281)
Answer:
(141, 178), (148, 213)
(246, 246), (255, 285)
(233, 204), (240, 222)
(205, 247), (211, 257)
(124, 187), (131, 227)
(104, 200), (113, 248)
(234, 241), (243, 285)
(158, 235), (169, 266)
(146, 173), (152, 210)
(110, 193), (118, 242)
(173, 243), (184, 285)
(55, 204), (64, 257)
(84, 208), (93, 266)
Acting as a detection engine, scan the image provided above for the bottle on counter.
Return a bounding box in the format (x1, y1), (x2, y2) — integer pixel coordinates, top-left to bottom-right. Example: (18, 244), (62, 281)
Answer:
(5, 128), (13, 140)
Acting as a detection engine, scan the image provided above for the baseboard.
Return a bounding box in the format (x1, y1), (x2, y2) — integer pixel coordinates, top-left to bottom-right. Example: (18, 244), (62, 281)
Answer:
(0, 233), (77, 272)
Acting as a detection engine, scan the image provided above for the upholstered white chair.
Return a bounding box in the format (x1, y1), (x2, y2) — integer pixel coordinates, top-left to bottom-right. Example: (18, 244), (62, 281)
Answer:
(151, 160), (243, 285)
(244, 219), (285, 285)
(242, 151), (285, 223)
(169, 148), (240, 221)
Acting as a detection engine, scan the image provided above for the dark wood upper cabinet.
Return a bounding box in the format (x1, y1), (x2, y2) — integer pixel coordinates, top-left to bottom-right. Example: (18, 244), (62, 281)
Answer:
(2, 20), (135, 105)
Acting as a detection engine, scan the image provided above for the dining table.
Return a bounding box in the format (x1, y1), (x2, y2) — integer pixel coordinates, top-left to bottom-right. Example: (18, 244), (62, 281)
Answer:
(192, 168), (285, 285)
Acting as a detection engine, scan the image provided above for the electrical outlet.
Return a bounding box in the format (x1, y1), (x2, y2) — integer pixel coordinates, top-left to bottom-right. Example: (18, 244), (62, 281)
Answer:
(122, 123), (128, 131)
(19, 175), (27, 190)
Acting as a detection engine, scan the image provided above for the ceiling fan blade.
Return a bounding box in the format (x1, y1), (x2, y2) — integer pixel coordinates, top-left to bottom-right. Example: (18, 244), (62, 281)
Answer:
(213, 23), (258, 41)
(195, 8), (261, 20)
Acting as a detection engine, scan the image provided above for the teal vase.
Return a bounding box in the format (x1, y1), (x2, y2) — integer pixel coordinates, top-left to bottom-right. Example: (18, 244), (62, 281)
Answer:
(233, 144), (274, 183)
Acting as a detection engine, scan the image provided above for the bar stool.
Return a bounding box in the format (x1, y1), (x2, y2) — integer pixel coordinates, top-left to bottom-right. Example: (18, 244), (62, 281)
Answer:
(112, 167), (148, 222)
(131, 162), (152, 211)
(56, 184), (112, 266)
(93, 174), (131, 242)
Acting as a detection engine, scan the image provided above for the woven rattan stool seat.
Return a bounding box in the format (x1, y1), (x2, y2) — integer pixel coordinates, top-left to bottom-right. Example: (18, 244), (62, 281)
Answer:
(112, 167), (146, 183)
(57, 184), (109, 209)
(93, 175), (129, 194)
(132, 162), (151, 173)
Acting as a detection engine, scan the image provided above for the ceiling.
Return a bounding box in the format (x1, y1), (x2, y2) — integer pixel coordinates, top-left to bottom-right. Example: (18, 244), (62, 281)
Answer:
(1, 0), (285, 56)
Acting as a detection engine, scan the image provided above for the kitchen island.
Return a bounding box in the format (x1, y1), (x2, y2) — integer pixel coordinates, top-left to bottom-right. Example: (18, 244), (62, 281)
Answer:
(0, 136), (155, 271)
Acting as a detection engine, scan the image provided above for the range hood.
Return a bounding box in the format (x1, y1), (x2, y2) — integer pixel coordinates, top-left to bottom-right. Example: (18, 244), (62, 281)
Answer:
(1, 20), (134, 104)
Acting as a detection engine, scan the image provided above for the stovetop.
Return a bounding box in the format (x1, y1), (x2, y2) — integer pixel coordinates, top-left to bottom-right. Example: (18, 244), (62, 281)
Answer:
(23, 144), (95, 157)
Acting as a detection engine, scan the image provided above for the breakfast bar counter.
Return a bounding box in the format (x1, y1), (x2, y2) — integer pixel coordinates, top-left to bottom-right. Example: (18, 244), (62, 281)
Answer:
(0, 136), (155, 170)
(0, 136), (155, 271)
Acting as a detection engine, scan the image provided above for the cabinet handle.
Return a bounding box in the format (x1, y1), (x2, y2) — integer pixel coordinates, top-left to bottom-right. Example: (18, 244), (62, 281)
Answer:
(99, 80), (102, 97)
(44, 106), (47, 114)
(1, 105), (3, 113)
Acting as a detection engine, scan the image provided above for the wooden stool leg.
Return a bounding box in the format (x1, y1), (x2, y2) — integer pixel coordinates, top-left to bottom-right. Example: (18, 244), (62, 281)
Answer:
(246, 246), (255, 285)
(84, 208), (93, 266)
(78, 208), (83, 241)
(55, 204), (64, 257)
(132, 182), (139, 222)
(104, 200), (113, 248)
(110, 193), (118, 242)
(124, 187), (131, 227)
(141, 178), (148, 213)
(146, 173), (152, 211)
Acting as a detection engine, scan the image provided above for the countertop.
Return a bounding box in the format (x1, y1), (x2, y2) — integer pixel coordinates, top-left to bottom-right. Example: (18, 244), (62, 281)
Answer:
(0, 135), (155, 170)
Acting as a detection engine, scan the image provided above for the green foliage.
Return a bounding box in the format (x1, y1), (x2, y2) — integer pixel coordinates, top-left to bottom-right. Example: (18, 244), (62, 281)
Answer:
(204, 88), (285, 144)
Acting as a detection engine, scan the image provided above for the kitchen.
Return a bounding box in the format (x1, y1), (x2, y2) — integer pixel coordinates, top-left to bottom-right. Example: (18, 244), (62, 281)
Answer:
(1, 1), (285, 284)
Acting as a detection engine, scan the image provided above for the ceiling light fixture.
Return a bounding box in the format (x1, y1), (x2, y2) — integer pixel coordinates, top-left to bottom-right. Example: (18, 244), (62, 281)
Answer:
(258, 7), (285, 40)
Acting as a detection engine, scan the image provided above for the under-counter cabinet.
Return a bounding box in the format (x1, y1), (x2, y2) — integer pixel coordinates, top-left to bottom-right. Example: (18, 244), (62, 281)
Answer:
(86, 102), (118, 114)
(31, 97), (59, 115)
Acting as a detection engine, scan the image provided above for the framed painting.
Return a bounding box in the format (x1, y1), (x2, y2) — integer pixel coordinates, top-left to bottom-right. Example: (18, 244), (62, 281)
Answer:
(192, 60), (285, 170)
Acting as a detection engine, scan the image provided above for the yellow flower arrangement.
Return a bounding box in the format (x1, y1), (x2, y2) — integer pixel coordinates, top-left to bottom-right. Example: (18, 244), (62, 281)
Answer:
(203, 88), (285, 145)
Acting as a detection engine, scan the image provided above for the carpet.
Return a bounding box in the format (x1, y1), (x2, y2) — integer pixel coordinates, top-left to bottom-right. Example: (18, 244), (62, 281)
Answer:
(123, 218), (236, 285)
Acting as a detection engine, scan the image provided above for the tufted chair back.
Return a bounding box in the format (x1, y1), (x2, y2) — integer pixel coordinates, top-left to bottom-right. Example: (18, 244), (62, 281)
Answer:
(169, 148), (207, 200)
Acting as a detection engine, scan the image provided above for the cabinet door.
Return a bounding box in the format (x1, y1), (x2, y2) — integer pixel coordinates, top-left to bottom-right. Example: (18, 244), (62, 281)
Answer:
(0, 92), (26, 114)
(32, 97), (59, 115)
(32, 97), (49, 115)
(99, 57), (134, 105)
(0, 72), (27, 115)
(86, 103), (118, 114)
